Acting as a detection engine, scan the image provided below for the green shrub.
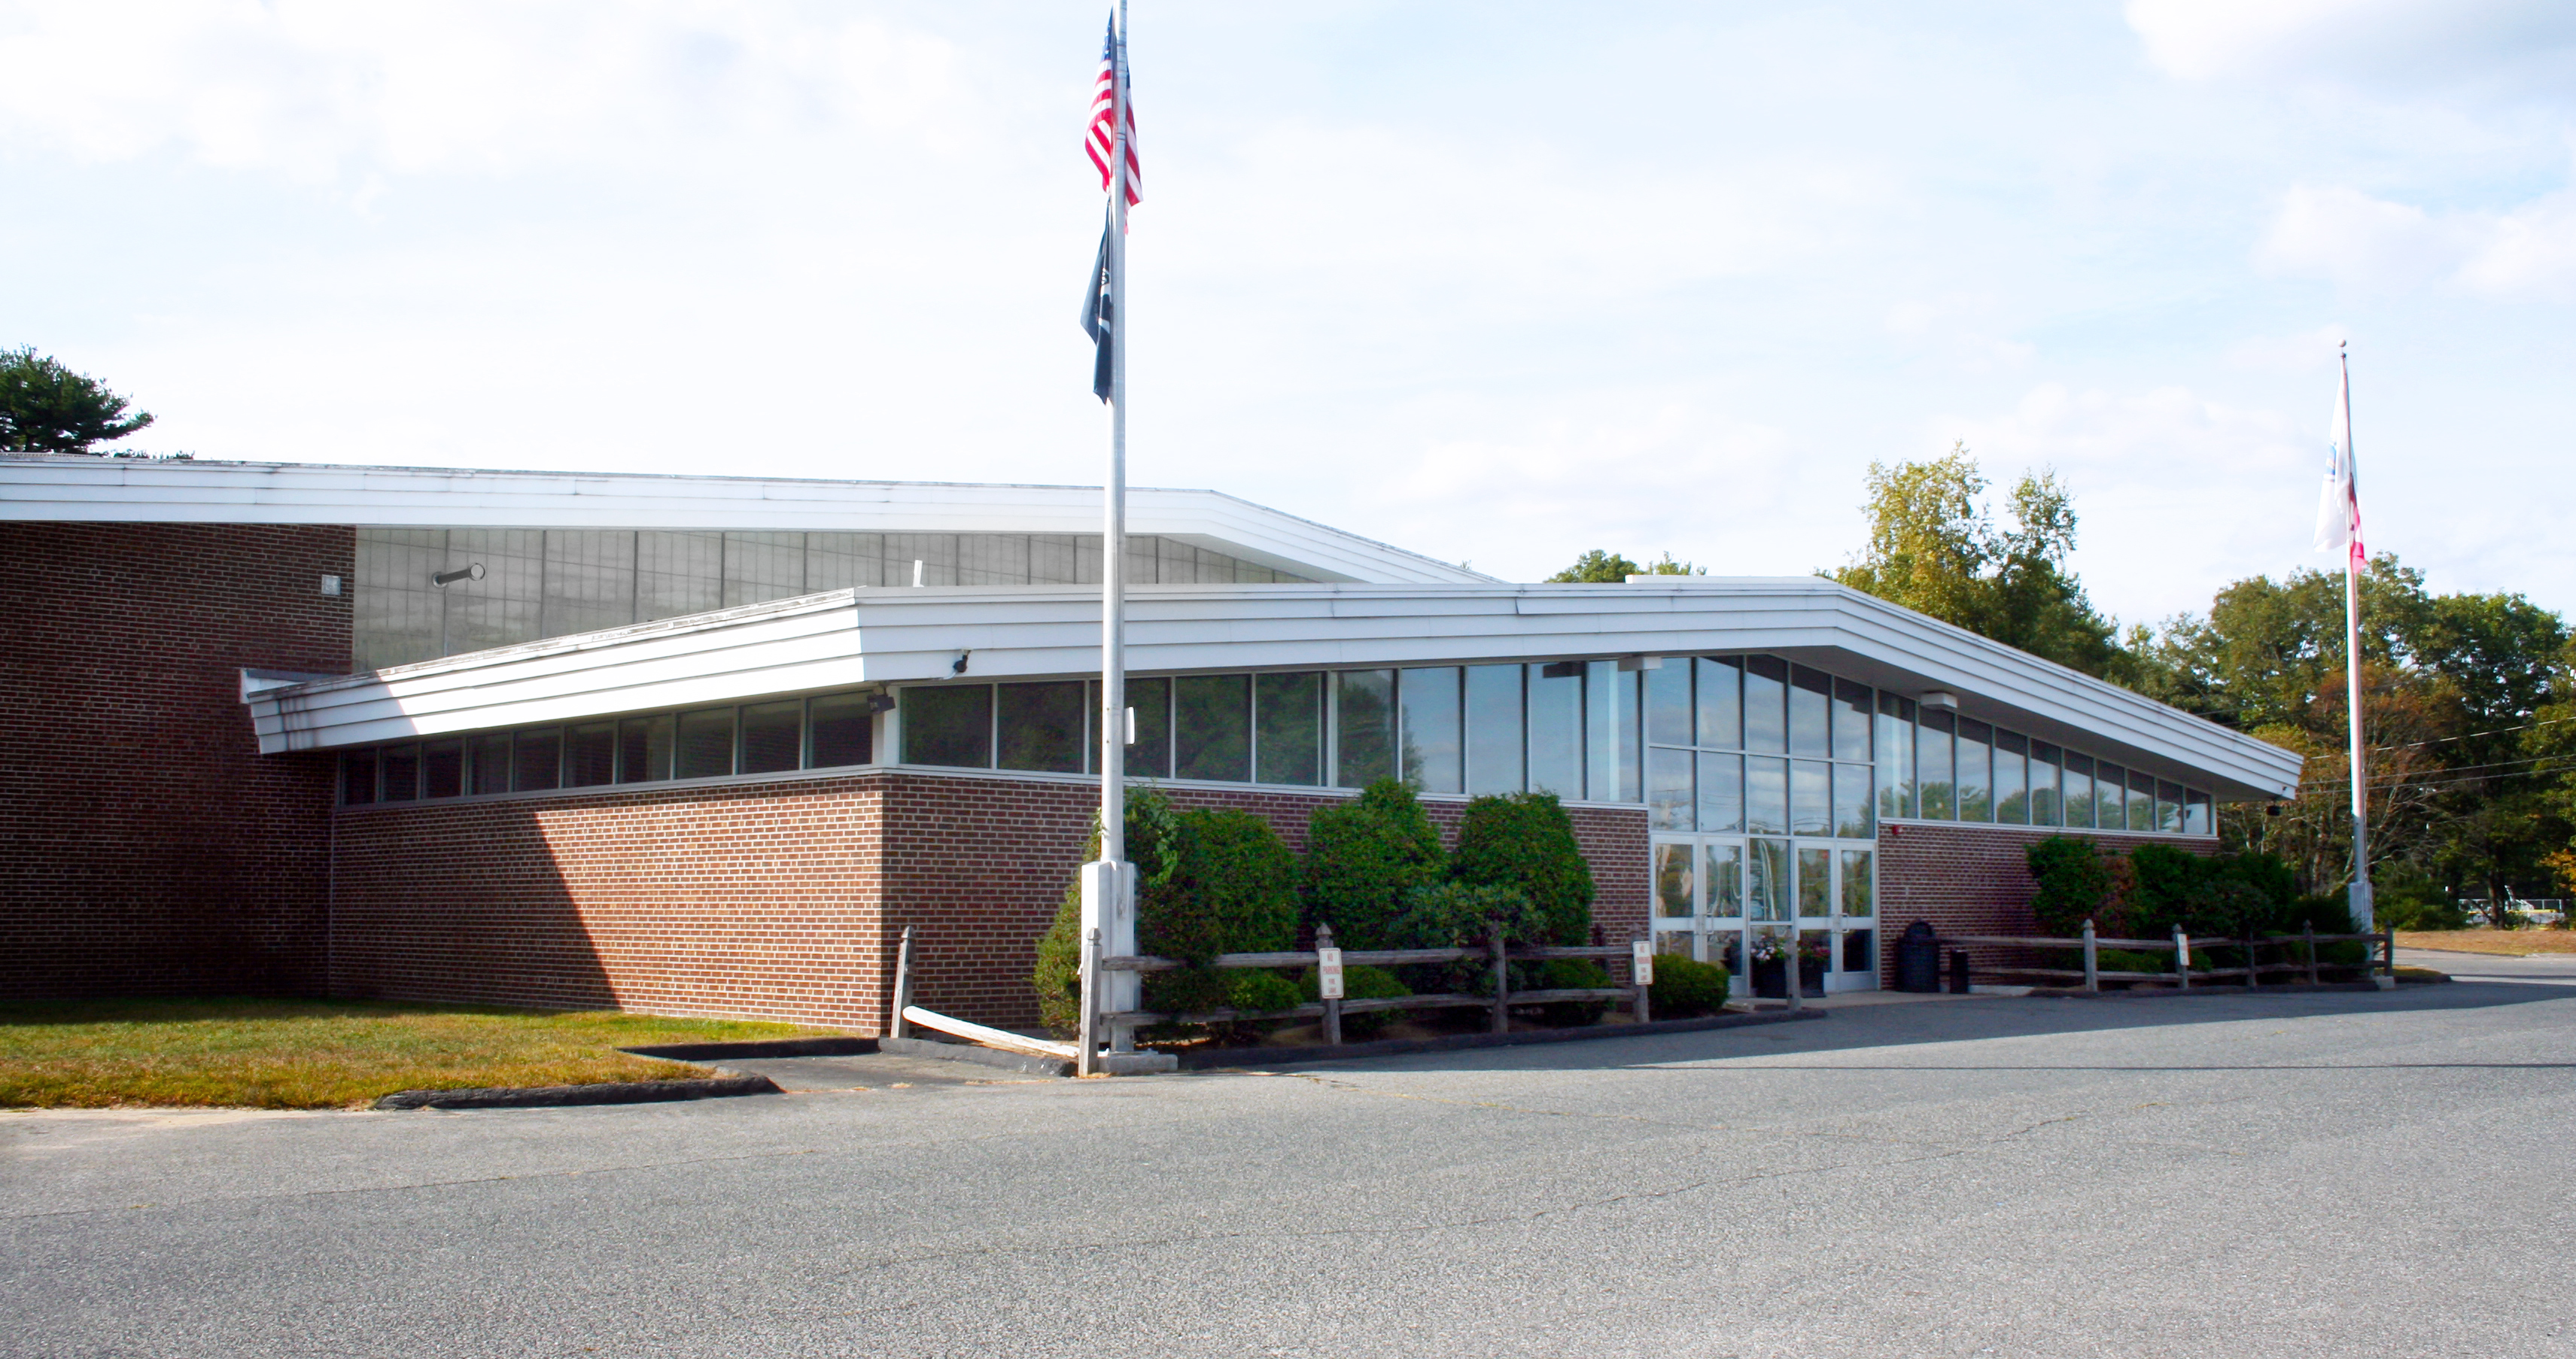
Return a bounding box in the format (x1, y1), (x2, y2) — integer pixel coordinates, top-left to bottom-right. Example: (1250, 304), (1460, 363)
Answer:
(1298, 963), (1411, 1040)
(1529, 959), (1613, 1028)
(1383, 881), (1545, 996)
(1205, 968), (1304, 1044)
(2094, 947), (2171, 976)
(2027, 836), (2111, 935)
(1140, 807), (1301, 1015)
(1648, 953), (1730, 1017)
(1302, 778), (1446, 948)
(1450, 792), (1597, 946)
(1033, 792), (1185, 1037)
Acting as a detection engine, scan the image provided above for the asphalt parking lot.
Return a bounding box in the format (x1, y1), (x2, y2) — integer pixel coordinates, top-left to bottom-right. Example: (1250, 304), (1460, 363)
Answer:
(6, 979), (2571, 1358)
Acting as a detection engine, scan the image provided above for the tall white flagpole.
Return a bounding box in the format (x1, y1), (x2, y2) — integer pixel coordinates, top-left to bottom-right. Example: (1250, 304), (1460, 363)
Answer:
(1080, 0), (1136, 1072)
(2339, 344), (2373, 932)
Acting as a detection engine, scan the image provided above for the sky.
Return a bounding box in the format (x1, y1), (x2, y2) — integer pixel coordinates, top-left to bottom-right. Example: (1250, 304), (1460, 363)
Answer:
(4, 1), (2571, 628)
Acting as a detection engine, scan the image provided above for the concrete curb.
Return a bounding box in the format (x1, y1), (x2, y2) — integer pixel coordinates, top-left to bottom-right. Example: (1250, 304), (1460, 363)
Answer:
(2018, 980), (2405, 999)
(878, 1035), (1075, 1078)
(1178, 1006), (1830, 1072)
(371, 1075), (781, 1111)
(617, 1037), (877, 1061)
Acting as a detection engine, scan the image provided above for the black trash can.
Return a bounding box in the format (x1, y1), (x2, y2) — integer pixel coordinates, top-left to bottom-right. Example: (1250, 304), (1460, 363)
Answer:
(1896, 921), (1941, 993)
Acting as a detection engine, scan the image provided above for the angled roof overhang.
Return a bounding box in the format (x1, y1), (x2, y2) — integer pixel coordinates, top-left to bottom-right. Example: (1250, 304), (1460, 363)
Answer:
(0, 454), (1489, 586)
(243, 578), (2302, 801)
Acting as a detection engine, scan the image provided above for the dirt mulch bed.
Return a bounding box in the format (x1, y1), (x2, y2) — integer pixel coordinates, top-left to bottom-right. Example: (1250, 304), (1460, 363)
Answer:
(2396, 929), (2576, 956)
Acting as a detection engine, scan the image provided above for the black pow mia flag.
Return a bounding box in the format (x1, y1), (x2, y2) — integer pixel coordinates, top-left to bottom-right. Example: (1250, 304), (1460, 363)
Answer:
(1081, 209), (1116, 403)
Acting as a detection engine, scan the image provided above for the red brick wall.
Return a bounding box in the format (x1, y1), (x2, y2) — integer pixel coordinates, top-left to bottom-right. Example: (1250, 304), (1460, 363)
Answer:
(0, 521), (351, 998)
(1875, 820), (2217, 978)
(327, 769), (1653, 1032)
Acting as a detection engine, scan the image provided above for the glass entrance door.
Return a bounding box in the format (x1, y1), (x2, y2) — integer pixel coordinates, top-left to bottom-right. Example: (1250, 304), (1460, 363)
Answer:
(1653, 835), (1874, 994)
(1650, 837), (1745, 966)
(1793, 840), (1878, 993)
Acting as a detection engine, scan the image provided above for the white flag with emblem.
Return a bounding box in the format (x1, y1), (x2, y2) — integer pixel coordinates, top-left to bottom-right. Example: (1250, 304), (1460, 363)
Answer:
(2312, 363), (2362, 565)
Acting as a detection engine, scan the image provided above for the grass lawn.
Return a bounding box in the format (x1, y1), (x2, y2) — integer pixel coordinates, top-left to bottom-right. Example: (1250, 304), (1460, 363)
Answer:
(2396, 929), (2576, 956)
(0, 997), (823, 1110)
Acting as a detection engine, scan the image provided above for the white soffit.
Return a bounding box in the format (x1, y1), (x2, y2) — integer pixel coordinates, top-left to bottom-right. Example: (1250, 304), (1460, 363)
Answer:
(245, 579), (2303, 800)
(0, 455), (1489, 587)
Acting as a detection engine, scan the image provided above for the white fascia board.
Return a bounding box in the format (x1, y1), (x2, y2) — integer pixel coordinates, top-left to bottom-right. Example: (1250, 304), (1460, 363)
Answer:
(248, 579), (2301, 799)
(0, 455), (1490, 586)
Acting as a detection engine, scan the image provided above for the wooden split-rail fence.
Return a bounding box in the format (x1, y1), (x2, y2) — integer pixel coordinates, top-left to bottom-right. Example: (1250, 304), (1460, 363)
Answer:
(1937, 920), (2397, 993)
(1090, 923), (1658, 1047)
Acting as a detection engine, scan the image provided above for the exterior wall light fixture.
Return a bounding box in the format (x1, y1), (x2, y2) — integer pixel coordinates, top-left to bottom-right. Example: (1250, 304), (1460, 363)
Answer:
(431, 563), (486, 588)
(1917, 690), (1960, 711)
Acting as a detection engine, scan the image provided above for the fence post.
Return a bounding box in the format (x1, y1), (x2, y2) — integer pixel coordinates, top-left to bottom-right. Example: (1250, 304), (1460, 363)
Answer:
(1787, 927), (1805, 1011)
(1316, 922), (1343, 1048)
(891, 925), (914, 1039)
(1075, 926), (1099, 1078)
(2381, 929), (2397, 987)
(2082, 917), (2098, 993)
(1489, 932), (1510, 1034)
(1632, 937), (1653, 1023)
(2173, 924), (2191, 992)
(2304, 923), (2319, 986)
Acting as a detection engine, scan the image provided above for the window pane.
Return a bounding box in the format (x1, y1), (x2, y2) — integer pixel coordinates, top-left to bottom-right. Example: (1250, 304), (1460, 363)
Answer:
(422, 740), (464, 798)
(543, 529), (637, 637)
(1334, 670), (1394, 787)
(618, 714), (674, 783)
(380, 745), (420, 801)
(1256, 673), (1325, 786)
(1129, 676), (1173, 780)
(1831, 678), (1872, 762)
(1399, 667), (1462, 794)
(1177, 674), (1252, 782)
(1527, 664), (1583, 797)
(342, 750), (378, 805)
(1656, 842), (1694, 919)
(1696, 657), (1742, 749)
(1705, 844), (1743, 917)
(1647, 747), (1694, 830)
(637, 530), (722, 622)
(1876, 693), (1915, 820)
(1744, 655), (1788, 753)
(2095, 764), (2127, 830)
(1955, 719), (1992, 822)
(1789, 666), (1831, 758)
(1463, 664), (1523, 795)
(1791, 759), (1831, 836)
(676, 708), (737, 777)
(899, 688), (988, 771)
(1988, 730), (2026, 824)
(1584, 661), (1638, 801)
(2063, 753), (2096, 828)
(1839, 849), (1875, 919)
(2184, 789), (2213, 836)
(2156, 780), (2184, 835)
(1915, 711), (1954, 819)
(2130, 771), (2159, 832)
(1747, 756), (1789, 835)
(1748, 838), (1790, 922)
(1644, 658), (1691, 747)
(1832, 762), (1874, 838)
(1842, 926), (1875, 974)
(1797, 847), (1832, 918)
(1697, 752), (1744, 833)
(2030, 742), (2062, 826)
(566, 722), (617, 786)
(512, 728), (561, 791)
(740, 700), (804, 775)
(997, 681), (1084, 774)
(469, 733), (512, 795)
(809, 693), (875, 768)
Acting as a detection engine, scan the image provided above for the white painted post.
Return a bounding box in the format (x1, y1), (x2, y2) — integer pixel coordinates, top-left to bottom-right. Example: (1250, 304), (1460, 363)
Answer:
(2173, 924), (2192, 991)
(1316, 923), (1343, 1047)
(890, 925), (914, 1038)
(1632, 937), (1654, 1023)
(1081, 862), (1136, 1052)
(2082, 917), (2098, 993)
(1077, 926), (1101, 1078)
(1784, 926), (1803, 1012)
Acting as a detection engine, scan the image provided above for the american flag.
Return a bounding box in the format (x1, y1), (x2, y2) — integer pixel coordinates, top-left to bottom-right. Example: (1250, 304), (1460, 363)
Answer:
(1087, 15), (1140, 205)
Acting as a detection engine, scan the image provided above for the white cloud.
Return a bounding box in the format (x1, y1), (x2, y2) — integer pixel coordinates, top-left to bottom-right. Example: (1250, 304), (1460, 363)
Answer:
(2259, 179), (2576, 298)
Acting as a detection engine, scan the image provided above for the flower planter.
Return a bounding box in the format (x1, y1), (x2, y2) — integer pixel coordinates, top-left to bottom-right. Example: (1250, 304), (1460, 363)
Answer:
(1751, 958), (1826, 999)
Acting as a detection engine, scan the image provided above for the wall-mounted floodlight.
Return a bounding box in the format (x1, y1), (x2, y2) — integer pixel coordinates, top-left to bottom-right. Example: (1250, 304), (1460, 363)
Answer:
(432, 563), (486, 588)
(950, 650), (972, 676)
(1616, 655), (1663, 672)
(863, 692), (897, 715)
(1538, 661), (1583, 680)
(1917, 690), (1960, 711)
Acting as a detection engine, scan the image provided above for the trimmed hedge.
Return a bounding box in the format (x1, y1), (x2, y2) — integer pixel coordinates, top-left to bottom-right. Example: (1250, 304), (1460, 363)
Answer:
(1449, 792), (1596, 946)
(1648, 954), (1730, 1017)
(1033, 792), (1186, 1036)
(1531, 959), (1613, 1028)
(1142, 807), (1301, 1015)
(2027, 836), (2112, 935)
(1302, 778), (1445, 949)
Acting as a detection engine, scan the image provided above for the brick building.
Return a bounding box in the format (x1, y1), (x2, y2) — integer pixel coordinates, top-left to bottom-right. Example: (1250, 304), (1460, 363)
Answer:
(3, 455), (2301, 1030)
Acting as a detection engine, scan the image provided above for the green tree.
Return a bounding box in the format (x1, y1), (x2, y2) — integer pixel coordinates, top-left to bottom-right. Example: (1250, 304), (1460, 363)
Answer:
(0, 348), (154, 453)
(1302, 778), (1446, 948)
(1448, 792), (1595, 945)
(1547, 550), (1702, 582)
(1829, 444), (2123, 677)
